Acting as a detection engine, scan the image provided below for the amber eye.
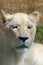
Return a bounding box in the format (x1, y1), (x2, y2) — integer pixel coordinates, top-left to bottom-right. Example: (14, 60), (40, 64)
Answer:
(28, 26), (31, 29)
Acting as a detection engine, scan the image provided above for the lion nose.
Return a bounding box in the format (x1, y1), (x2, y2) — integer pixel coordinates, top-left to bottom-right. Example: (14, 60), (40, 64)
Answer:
(18, 37), (28, 42)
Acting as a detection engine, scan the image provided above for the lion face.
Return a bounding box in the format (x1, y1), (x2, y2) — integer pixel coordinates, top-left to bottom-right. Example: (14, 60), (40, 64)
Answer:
(1, 10), (39, 51)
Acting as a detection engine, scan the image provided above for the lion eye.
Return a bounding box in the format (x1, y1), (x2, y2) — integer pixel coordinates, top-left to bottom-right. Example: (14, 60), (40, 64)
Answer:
(11, 26), (18, 29)
(28, 26), (31, 29)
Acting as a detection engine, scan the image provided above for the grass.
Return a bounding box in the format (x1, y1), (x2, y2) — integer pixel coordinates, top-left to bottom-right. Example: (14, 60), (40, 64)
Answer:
(35, 24), (43, 43)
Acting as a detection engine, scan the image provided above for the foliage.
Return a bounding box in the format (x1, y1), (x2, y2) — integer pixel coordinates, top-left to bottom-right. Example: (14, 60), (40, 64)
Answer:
(35, 24), (43, 43)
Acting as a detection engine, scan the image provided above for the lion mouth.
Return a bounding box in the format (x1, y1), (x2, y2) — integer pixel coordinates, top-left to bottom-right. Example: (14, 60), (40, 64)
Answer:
(16, 44), (28, 49)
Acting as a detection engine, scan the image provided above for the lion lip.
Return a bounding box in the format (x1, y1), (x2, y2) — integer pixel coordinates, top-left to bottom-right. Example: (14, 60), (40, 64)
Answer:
(16, 44), (28, 49)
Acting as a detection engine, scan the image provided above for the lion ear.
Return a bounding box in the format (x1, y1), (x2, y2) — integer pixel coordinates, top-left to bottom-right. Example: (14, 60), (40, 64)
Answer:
(1, 10), (13, 23)
(29, 11), (40, 26)
(32, 11), (39, 20)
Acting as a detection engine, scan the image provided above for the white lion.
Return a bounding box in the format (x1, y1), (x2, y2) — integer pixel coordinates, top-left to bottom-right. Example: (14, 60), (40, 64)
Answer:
(0, 10), (43, 65)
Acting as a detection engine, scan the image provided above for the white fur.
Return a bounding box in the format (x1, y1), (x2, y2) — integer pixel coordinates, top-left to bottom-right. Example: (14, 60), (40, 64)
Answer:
(0, 11), (43, 65)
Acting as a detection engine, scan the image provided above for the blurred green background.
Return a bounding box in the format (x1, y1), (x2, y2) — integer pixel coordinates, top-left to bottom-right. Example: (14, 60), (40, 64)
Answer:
(0, 0), (43, 43)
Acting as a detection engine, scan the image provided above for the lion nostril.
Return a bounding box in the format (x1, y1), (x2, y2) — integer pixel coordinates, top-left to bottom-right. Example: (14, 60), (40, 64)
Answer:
(18, 37), (28, 42)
